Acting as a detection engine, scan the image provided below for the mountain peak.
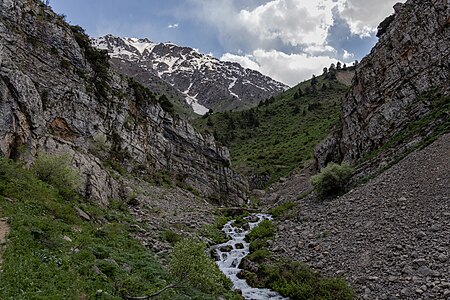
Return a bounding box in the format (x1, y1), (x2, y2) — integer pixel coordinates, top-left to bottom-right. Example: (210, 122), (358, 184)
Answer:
(93, 35), (287, 114)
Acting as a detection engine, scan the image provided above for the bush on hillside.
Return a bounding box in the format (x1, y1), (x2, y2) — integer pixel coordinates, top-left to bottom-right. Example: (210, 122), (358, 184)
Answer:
(310, 162), (353, 198)
(169, 239), (232, 294)
(260, 262), (354, 300)
(248, 220), (275, 242)
(268, 201), (297, 219)
(31, 153), (81, 193)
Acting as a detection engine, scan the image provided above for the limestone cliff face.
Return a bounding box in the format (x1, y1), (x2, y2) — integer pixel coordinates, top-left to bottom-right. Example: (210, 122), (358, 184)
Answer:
(315, 0), (450, 169)
(0, 0), (248, 205)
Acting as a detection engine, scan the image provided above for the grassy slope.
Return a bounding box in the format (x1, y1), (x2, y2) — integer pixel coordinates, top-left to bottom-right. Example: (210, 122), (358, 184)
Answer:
(193, 74), (350, 185)
(0, 159), (234, 300)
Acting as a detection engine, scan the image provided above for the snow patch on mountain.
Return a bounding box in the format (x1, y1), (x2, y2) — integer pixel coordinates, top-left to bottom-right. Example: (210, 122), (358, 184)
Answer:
(93, 35), (288, 113)
(126, 38), (156, 54)
(228, 77), (240, 100)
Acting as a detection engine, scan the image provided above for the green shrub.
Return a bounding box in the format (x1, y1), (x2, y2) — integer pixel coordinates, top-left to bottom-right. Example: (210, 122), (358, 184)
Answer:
(89, 132), (111, 159)
(159, 94), (174, 113)
(199, 224), (228, 245)
(247, 249), (270, 263)
(160, 229), (181, 245)
(269, 201), (297, 219)
(129, 78), (157, 107)
(249, 239), (268, 252)
(31, 152), (81, 193)
(248, 220), (275, 242)
(310, 162), (353, 198)
(170, 239), (232, 294)
(260, 262), (354, 300)
(70, 25), (110, 100)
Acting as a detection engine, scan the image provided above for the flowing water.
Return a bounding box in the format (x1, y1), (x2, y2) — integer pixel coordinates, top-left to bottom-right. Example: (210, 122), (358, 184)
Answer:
(213, 213), (289, 300)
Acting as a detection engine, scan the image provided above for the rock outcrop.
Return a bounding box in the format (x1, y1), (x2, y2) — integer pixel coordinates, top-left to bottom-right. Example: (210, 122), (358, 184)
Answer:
(0, 0), (248, 206)
(315, 0), (450, 169)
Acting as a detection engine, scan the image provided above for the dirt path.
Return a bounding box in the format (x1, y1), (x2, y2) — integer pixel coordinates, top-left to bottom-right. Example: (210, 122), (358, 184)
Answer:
(0, 216), (10, 267)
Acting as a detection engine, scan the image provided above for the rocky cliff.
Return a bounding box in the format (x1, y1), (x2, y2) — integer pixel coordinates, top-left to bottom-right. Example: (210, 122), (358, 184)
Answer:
(315, 0), (450, 170)
(0, 0), (248, 206)
(93, 35), (288, 114)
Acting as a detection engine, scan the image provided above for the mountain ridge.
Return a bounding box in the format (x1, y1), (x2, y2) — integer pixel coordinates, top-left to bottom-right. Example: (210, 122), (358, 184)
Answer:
(93, 34), (288, 114)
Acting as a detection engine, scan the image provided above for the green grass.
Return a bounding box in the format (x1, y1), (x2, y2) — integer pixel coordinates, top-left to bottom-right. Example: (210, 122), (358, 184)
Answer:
(254, 262), (354, 300)
(193, 75), (349, 185)
(246, 249), (270, 263)
(0, 158), (238, 300)
(247, 220), (275, 242)
(268, 201), (297, 219)
(198, 215), (230, 245)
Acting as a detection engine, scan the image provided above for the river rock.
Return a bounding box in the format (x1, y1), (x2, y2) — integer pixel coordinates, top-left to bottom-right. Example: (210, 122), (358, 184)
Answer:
(437, 254), (448, 263)
(239, 257), (259, 274)
(235, 243), (244, 249)
(219, 245), (233, 253)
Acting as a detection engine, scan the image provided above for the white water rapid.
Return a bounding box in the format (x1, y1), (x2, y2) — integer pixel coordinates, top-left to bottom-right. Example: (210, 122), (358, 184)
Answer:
(213, 213), (289, 300)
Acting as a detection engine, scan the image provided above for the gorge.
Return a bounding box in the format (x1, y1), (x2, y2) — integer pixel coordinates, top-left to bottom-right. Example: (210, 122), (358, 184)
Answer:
(0, 0), (449, 299)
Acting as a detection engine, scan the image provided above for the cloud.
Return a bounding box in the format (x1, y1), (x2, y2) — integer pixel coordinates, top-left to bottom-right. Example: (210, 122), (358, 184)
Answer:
(168, 23), (179, 29)
(220, 53), (261, 71)
(336, 0), (398, 36)
(186, 0), (339, 53)
(181, 0), (401, 85)
(222, 49), (342, 87)
(187, 0), (400, 51)
(237, 0), (336, 47)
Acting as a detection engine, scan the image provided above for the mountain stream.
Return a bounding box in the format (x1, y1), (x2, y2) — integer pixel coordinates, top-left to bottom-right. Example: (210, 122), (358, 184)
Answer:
(213, 213), (289, 300)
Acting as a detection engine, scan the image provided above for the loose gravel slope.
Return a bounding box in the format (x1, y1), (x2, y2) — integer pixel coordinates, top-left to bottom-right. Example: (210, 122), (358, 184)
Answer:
(273, 133), (450, 299)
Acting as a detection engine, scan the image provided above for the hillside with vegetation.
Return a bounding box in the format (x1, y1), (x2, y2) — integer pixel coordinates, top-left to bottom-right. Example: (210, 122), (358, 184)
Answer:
(0, 156), (241, 299)
(1, 0), (449, 299)
(193, 69), (354, 188)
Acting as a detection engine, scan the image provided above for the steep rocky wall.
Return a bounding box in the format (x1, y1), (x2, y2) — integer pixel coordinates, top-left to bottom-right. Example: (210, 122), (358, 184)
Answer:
(0, 0), (248, 206)
(315, 0), (450, 168)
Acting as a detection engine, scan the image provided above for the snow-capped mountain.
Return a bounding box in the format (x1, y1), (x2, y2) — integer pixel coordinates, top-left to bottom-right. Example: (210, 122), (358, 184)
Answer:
(93, 35), (288, 114)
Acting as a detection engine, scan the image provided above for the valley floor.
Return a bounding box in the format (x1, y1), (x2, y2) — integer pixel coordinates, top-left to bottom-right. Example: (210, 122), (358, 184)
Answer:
(266, 133), (450, 299)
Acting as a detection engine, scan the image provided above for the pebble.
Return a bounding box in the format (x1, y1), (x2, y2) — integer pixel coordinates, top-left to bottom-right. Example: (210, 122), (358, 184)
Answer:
(413, 258), (427, 267)
(264, 134), (450, 298)
(437, 253), (448, 263)
(418, 266), (432, 276)
(430, 224), (440, 232)
(416, 231), (426, 239)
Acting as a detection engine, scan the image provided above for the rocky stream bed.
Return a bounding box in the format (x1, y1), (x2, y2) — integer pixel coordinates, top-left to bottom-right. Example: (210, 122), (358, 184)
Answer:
(212, 214), (288, 300)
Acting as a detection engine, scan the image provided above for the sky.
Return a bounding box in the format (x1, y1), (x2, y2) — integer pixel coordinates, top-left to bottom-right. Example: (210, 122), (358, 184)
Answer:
(50, 0), (402, 86)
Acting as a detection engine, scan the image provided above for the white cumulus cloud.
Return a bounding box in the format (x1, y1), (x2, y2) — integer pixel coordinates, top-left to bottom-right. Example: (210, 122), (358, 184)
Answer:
(337, 0), (398, 36)
(168, 23), (179, 29)
(222, 49), (342, 86)
(185, 0), (401, 85)
(237, 0), (337, 48)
